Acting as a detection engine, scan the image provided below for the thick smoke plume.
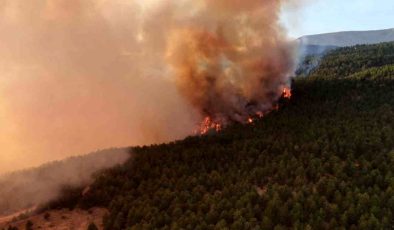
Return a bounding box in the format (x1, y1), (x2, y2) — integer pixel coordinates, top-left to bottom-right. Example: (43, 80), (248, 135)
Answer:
(0, 0), (296, 174)
(167, 0), (295, 124)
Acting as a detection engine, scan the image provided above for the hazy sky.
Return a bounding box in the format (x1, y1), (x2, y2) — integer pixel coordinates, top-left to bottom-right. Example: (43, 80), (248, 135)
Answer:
(281, 0), (394, 38)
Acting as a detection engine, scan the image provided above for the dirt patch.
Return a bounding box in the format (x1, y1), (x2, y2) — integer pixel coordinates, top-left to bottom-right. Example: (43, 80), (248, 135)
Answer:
(0, 207), (108, 230)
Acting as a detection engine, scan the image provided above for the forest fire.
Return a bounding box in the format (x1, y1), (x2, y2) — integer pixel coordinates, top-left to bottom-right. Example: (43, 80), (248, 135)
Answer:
(198, 117), (222, 135)
(160, 0), (295, 136)
(197, 85), (292, 134)
(283, 87), (292, 99)
(168, 0), (295, 136)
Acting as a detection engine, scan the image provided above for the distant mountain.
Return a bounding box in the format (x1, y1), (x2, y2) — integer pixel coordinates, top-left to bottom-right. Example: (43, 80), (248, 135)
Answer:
(296, 28), (394, 75)
(298, 28), (394, 47)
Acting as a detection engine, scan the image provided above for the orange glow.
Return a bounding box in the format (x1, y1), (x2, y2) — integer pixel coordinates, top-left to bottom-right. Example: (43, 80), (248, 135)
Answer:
(283, 87), (292, 99)
(197, 86), (292, 134)
(198, 117), (222, 135)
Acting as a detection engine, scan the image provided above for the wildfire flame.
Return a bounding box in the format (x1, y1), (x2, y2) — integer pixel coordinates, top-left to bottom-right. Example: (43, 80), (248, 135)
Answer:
(198, 117), (222, 135)
(283, 87), (292, 99)
(197, 86), (292, 134)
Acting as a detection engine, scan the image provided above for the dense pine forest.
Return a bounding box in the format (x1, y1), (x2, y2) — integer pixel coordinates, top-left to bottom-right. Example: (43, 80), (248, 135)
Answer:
(46, 42), (394, 229)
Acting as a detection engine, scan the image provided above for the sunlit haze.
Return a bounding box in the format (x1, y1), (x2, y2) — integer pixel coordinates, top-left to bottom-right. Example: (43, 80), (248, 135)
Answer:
(1, 0), (392, 174)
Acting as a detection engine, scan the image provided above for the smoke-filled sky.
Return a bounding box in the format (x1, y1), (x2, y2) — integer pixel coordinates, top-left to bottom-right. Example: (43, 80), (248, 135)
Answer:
(0, 0), (302, 174)
(0, 0), (201, 174)
(2, 0), (385, 174)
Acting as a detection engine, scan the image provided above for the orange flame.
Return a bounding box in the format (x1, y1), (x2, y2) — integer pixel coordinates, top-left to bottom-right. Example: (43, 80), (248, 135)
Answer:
(198, 116), (222, 135)
(283, 87), (292, 99)
(197, 87), (292, 134)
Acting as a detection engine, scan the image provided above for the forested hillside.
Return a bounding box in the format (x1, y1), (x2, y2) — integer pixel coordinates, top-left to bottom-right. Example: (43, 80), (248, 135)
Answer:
(43, 42), (394, 229)
(310, 42), (394, 78)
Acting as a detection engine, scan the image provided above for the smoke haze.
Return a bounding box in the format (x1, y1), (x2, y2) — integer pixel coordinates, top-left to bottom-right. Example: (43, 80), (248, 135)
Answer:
(0, 148), (129, 215)
(0, 0), (297, 174)
(0, 0), (198, 174)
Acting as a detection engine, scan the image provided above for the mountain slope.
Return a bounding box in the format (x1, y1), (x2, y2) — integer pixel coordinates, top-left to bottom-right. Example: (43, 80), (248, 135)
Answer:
(7, 42), (394, 229)
(298, 28), (394, 47)
(309, 42), (394, 78)
(52, 42), (394, 229)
